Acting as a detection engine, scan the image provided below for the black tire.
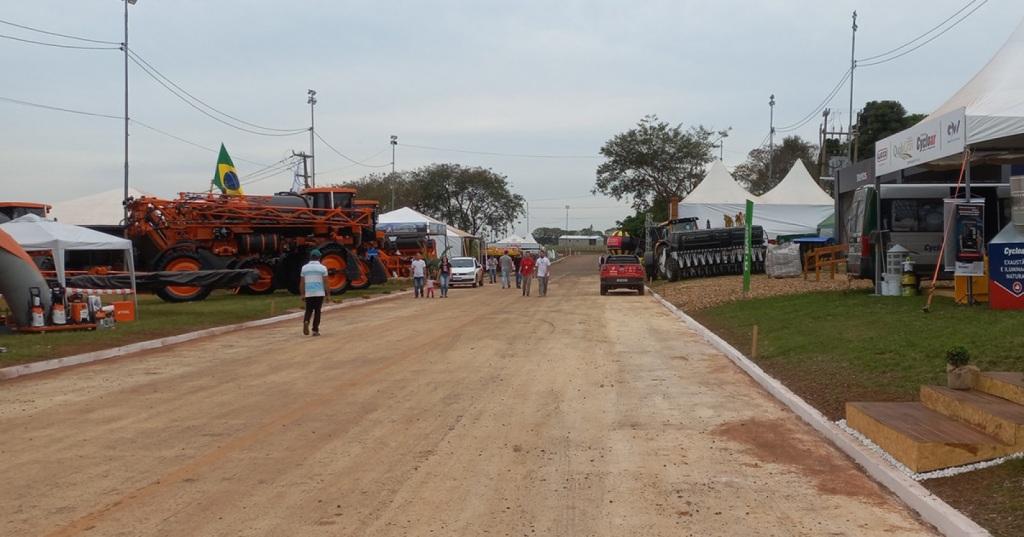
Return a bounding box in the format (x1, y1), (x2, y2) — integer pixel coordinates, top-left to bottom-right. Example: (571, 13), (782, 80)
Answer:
(348, 258), (372, 290)
(665, 252), (680, 282)
(154, 251), (213, 302)
(318, 243), (350, 295)
(278, 254), (303, 295)
(236, 257), (276, 295)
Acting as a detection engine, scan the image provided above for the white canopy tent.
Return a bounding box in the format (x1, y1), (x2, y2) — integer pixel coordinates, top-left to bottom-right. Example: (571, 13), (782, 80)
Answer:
(50, 187), (149, 226)
(0, 214), (138, 314)
(378, 207), (469, 257)
(492, 233), (541, 251)
(678, 161), (834, 238)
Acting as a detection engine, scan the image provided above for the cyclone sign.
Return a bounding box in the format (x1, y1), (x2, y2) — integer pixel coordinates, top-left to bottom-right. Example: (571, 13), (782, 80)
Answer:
(989, 241), (1024, 310)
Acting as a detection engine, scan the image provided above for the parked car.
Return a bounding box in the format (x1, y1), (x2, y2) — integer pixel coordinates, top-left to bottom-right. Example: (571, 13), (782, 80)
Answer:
(449, 256), (484, 287)
(600, 254), (645, 295)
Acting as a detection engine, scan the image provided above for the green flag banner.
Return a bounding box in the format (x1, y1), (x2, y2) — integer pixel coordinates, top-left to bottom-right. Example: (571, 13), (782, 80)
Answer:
(743, 199), (753, 293)
(211, 143), (243, 196)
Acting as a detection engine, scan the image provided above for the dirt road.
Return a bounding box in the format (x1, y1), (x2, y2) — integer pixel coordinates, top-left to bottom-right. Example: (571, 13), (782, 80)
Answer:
(1, 255), (935, 536)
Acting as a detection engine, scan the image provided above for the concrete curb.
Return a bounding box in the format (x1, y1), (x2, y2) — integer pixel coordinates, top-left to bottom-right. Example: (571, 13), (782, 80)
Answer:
(647, 287), (991, 537)
(0, 290), (413, 382)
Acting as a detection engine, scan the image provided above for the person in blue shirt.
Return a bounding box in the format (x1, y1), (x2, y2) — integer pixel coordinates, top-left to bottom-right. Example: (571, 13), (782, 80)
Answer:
(300, 249), (330, 336)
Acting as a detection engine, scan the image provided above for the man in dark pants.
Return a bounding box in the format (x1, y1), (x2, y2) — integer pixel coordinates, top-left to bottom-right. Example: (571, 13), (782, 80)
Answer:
(300, 249), (330, 336)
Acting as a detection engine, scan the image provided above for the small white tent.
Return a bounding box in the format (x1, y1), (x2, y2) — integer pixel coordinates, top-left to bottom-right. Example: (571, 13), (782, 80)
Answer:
(0, 214), (138, 312)
(50, 187), (149, 226)
(379, 207), (467, 257)
(492, 234), (541, 251)
(677, 161), (759, 229)
(759, 161), (833, 205)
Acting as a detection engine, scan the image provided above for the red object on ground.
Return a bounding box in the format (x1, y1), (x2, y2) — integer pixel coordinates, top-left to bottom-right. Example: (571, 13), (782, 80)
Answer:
(599, 255), (645, 295)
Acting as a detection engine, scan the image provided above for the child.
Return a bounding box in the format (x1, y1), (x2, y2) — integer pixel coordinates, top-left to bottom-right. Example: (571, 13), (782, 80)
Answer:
(425, 277), (436, 298)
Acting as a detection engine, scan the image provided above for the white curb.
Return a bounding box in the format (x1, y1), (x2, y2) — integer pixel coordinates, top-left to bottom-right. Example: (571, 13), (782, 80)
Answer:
(0, 290), (412, 382)
(647, 287), (991, 537)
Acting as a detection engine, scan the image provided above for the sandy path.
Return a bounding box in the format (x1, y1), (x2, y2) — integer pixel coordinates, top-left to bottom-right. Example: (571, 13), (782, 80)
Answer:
(0, 255), (935, 536)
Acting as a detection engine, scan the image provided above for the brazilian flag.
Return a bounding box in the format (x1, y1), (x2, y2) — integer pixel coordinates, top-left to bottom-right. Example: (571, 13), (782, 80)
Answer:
(211, 143), (243, 196)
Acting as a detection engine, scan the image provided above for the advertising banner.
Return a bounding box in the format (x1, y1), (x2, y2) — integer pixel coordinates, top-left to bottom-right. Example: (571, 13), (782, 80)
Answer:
(953, 203), (985, 276)
(989, 242), (1024, 309)
(743, 199), (753, 293)
(875, 107), (966, 176)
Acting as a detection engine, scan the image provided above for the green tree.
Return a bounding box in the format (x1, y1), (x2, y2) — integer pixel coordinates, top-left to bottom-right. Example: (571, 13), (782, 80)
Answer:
(733, 136), (819, 196)
(531, 226), (565, 245)
(614, 193), (670, 241)
(595, 115), (721, 211)
(411, 163), (525, 237)
(339, 172), (416, 211)
(854, 100), (927, 160)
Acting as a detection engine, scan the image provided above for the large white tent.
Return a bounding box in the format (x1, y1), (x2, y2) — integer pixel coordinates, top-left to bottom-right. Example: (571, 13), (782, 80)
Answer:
(378, 207), (474, 257)
(491, 234), (541, 251)
(0, 213), (138, 312)
(50, 187), (149, 226)
(678, 161), (834, 238)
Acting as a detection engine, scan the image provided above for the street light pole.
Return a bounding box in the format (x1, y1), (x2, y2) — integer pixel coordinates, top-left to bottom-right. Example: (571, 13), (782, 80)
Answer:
(768, 94), (776, 184)
(122, 0), (136, 222)
(307, 89), (317, 187)
(390, 134), (398, 209)
(848, 10), (858, 161)
(565, 205), (570, 230)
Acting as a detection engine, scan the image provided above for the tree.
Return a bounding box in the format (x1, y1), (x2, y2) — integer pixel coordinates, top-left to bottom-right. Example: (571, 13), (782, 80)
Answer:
(595, 115), (721, 212)
(614, 194), (670, 241)
(854, 100), (926, 161)
(531, 227), (565, 246)
(339, 172), (416, 211)
(411, 163), (525, 237)
(733, 135), (819, 196)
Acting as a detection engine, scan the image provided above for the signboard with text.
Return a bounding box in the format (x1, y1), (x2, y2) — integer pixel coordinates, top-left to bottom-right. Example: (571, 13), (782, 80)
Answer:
(989, 241), (1024, 309)
(953, 203), (985, 276)
(874, 107), (966, 176)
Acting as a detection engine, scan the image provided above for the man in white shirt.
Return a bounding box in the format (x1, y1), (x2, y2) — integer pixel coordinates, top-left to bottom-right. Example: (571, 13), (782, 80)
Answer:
(300, 249), (330, 336)
(499, 251), (514, 289)
(535, 250), (552, 297)
(410, 253), (427, 298)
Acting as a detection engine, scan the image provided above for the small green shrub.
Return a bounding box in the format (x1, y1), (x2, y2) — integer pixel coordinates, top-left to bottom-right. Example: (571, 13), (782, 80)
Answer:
(946, 346), (971, 368)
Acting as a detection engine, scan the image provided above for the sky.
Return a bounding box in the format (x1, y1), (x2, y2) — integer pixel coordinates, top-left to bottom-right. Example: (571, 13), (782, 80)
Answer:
(1, 0), (1020, 235)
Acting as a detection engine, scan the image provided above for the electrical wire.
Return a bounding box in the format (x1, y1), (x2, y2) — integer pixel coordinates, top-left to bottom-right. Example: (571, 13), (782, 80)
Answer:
(0, 94), (122, 119)
(317, 147), (391, 175)
(0, 17), (119, 44)
(402, 143), (600, 159)
(775, 69), (851, 133)
(129, 54), (307, 137)
(314, 132), (392, 167)
(128, 50), (307, 133)
(858, 0), (980, 62)
(859, 0), (988, 67)
(130, 119), (271, 167)
(0, 32), (120, 50)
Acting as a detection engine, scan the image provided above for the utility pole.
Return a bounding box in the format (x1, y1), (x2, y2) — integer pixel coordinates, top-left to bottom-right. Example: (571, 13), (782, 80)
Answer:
(122, 0), (137, 222)
(390, 134), (398, 209)
(819, 108), (830, 180)
(525, 200), (530, 236)
(848, 10), (858, 162)
(307, 89), (317, 187)
(565, 205), (570, 231)
(768, 94), (776, 185)
(292, 151), (312, 189)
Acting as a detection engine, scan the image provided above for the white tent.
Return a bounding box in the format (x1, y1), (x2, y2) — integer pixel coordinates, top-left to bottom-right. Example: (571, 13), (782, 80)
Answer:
(679, 161), (833, 238)
(0, 214), (138, 313)
(492, 233), (541, 251)
(378, 207), (460, 256)
(50, 187), (149, 226)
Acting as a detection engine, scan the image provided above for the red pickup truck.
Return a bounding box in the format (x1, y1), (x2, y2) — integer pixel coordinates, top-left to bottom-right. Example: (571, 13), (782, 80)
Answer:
(599, 255), (645, 295)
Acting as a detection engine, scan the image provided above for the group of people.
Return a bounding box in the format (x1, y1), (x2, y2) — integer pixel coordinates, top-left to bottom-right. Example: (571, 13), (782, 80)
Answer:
(410, 253), (452, 298)
(486, 250), (551, 297)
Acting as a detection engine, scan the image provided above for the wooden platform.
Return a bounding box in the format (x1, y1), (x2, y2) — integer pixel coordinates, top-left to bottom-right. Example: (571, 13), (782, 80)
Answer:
(846, 371), (1024, 473)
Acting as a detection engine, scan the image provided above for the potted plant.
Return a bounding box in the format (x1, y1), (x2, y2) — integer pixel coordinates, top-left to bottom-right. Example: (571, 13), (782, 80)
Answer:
(946, 346), (978, 390)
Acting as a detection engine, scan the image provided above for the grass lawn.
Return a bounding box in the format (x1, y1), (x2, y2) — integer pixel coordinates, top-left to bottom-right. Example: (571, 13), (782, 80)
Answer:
(0, 280), (407, 368)
(692, 288), (1024, 537)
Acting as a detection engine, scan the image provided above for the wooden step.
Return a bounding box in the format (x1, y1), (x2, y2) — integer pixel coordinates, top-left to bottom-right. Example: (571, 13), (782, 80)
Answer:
(975, 372), (1024, 406)
(920, 385), (1024, 445)
(846, 401), (1011, 472)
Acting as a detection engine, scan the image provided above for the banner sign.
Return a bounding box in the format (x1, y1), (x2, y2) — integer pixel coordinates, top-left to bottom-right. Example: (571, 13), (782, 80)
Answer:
(953, 203), (985, 276)
(875, 107), (966, 177)
(743, 199), (753, 293)
(989, 242), (1024, 309)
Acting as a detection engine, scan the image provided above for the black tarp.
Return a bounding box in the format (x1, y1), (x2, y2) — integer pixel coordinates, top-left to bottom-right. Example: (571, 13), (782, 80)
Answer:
(67, 269), (259, 290)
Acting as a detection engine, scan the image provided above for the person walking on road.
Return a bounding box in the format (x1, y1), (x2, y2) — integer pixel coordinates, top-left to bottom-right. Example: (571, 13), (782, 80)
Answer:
(486, 256), (497, 284)
(514, 255), (522, 289)
(499, 250), (514, 289)
(520, 252), (536, 296)
(535, 250), (551, 297)
(438, 256), (452, 298)
(300, 249), (330, 336)
(411, 253), (427, 298)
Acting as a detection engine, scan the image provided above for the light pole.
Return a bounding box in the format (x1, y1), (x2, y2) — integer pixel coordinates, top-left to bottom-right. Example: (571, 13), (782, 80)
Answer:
(848, 10), (858, 162)
(390, 134), (398, 209)
(307, 89), (317, 187)
(565, 205), (570, 230)
(768, 94), (776, 184)
(122, 0), (137, 222)
(712, 127), (731, 161)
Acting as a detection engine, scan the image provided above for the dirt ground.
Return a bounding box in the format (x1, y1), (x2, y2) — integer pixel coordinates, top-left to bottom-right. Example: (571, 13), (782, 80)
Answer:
(0, 255), (935, 536)
(653, 272), (873, 311)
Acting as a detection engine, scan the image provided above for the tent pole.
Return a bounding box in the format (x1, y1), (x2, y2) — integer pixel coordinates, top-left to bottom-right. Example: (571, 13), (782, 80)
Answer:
(128, 249), (139, 320)
(965, 147), (974, 306)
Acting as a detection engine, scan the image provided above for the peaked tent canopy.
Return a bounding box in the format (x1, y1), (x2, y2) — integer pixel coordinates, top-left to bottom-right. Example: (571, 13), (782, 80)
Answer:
(682, 161), (760, 204)
(378, 206), (465, 256)
(759, 161), (833, 205)
(50, 187), (150, 226)
(492, 233), (541, 251)
(924, 17), (1024, 160)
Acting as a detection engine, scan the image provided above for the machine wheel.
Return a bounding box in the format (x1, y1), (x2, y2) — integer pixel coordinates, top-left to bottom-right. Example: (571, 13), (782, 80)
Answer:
(318, 244), (350, 295)
(155, 251), (212, 302)
(664, 251), (680, 282)
(656, 246), (668, 280)
(348, 258), (371, 290)
(236, 257), (276, 295)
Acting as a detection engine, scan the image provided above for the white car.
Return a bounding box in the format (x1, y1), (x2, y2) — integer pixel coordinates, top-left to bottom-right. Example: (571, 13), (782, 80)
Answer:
(449, 257), (484, 287)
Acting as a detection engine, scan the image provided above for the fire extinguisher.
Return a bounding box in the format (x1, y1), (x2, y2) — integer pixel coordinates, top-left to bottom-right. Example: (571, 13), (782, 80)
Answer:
(50, 285), (67, 325)
(28, 287), (45, 328)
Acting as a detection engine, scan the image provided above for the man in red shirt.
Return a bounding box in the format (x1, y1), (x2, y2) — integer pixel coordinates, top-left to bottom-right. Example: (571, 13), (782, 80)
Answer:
(519, 253), (536, 297)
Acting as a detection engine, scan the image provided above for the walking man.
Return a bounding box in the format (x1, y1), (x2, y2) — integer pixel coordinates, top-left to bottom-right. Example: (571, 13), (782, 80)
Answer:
(499, 250), (514, 289)
(300, 249), (330, 336)
(535, 250), (551, 297)
(486, 256), (497, 283)
(411, 253), (427, 298)
(520, 252), (535, 296)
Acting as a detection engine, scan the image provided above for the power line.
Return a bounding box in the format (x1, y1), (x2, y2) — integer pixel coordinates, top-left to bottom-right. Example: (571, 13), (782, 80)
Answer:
(0, 94), (122, 119)
(402, 143), (601, 159)
(128, 54), (307, 138)
(317, 147), (391, 175)
(0, 17), (119, 44)
(0, 32), (120, 50)
(858, 0), (980, 62)
(775, 69), (851, 133)
(128, 50), (307, 133)
(314, 132), (392, 167)
(859, 0), (988, 67)
(130, 119), (271, 167)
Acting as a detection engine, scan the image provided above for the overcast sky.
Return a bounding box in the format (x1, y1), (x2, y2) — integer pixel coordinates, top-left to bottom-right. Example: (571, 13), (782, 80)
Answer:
(2, 0), (1020, 234)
